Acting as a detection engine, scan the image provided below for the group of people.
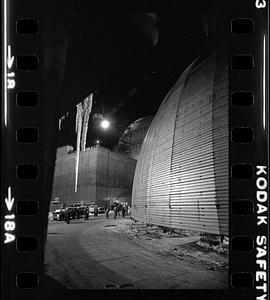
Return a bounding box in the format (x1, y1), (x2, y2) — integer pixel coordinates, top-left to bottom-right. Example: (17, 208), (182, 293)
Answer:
(65, 204), (131, 223)
(106, 204), (130, 220)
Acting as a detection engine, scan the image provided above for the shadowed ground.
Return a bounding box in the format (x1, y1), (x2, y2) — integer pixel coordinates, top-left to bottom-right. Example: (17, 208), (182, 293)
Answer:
(45, 215), (228, 289)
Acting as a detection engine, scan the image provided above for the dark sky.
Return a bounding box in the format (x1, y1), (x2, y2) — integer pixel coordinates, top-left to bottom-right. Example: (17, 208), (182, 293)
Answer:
(44, 1), (229, 148)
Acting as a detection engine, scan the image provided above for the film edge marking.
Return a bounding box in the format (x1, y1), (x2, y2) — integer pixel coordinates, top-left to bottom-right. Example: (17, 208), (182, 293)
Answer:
(4, 187), (16, 244)
(255, 166), (268, 300)
(255, 0), (267, 9)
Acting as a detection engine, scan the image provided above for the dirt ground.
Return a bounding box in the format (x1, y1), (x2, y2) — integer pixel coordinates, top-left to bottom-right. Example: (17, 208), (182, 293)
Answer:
(45, 214), (228, 289)
(105, 218), (228, 271)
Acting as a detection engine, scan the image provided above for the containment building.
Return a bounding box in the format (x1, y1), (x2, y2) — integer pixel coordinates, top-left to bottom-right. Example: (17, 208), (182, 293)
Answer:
(131, 50), (228, 235)
(116, 116), (153, 160)
(52, 145), (136, 207)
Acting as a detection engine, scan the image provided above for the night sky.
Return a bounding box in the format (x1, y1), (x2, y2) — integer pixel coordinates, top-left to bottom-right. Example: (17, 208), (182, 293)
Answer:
(44, 1), (229, 149)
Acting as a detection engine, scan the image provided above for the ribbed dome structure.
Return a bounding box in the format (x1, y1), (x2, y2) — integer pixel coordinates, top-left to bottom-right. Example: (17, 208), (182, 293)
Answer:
(131, 50), (228, 235)
(117, 116), (153, 160)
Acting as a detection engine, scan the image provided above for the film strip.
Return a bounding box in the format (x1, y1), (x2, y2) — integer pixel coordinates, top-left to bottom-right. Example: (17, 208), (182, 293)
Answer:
(1, 1), (268, 299)
(230, 4), (268, 298)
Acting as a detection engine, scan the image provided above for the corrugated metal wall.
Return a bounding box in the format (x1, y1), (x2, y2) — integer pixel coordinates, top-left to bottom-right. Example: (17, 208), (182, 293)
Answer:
(131, 50), (228, 235)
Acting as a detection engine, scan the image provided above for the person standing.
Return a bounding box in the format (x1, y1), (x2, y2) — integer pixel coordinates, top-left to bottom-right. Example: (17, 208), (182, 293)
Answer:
(122, 206), (126, 218)
(113, 206), (117, 219)
(94, 205), (98, 219)
(72, 208), (76, 219)
(66, 209), (70, 224)
(85, 207), (89, 220)
(105, 207), (110, 219)
(118, 205), (121, 216)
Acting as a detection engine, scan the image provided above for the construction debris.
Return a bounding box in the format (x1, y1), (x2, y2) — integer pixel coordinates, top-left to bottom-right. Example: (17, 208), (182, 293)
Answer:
(104, 218), (228, 271)
(196, 234), (229, 254)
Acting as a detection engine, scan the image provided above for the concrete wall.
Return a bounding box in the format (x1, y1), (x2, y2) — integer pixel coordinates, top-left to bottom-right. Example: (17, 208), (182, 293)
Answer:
(96, 147), (137, 206)
(52, 145), (97, 206)
(52, 145), (136, 207)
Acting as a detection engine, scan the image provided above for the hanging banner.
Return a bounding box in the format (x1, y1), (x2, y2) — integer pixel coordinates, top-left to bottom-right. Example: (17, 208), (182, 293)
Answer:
(75, 102), (82, 192)
(74, 94), (93, 192)
(81, 94), (93, 151)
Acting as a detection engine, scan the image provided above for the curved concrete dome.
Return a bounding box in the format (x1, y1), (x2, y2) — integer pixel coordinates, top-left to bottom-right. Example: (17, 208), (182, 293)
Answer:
(122, 116), (153, 138)
(118, 116), (153, 160)
(131, 50), (228, 235)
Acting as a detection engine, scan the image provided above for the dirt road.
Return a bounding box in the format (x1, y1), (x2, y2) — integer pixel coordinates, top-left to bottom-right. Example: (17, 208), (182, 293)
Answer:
(45, 216), (228, 289)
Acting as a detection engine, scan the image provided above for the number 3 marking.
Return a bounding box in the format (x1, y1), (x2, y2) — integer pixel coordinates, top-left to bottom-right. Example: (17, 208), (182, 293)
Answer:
(256, 0), (267, 8)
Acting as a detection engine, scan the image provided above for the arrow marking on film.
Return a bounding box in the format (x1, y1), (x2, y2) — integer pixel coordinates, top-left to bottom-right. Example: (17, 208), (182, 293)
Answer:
(5, 187), (14, 211)
(7, 45), (14, 69)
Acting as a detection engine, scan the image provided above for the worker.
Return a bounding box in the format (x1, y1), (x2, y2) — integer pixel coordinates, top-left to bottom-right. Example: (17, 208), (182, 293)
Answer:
(94, 205), (98, 218)
(129, 205), (132, 216)
(85, 207), (89, 220)
(66, 209), (70, 224)
(105, 207), (110, 219)
(113, 206), (117, 219)
(122, 206), (126, 218)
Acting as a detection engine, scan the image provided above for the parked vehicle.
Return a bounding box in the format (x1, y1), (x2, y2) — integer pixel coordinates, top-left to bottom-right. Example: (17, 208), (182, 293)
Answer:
(53, 209), (66, 221)
(88, 204), (95, 214)
(62, 206), (87, 219)
(65, 207), (76, 219)
(50, 201), (63, 213)
(77, 206), (86, 218)
(98, 206), (105, 214)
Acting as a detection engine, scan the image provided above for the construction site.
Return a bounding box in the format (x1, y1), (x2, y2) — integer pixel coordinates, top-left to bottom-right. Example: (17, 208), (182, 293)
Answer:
(38, 0), (235, 290)
(46, 49), (229, 290)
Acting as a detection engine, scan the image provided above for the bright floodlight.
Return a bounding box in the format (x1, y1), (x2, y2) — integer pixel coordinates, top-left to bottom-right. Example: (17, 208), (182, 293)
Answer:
(101, 119), (110, 130)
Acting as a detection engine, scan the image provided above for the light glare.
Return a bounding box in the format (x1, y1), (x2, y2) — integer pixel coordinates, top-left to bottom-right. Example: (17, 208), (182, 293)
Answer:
(101, 119), (110, 129)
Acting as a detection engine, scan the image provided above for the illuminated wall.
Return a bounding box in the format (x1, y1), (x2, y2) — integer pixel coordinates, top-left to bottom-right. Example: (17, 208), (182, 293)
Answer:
(52, 145), (136, 207)
(131, 50), (228, 235)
